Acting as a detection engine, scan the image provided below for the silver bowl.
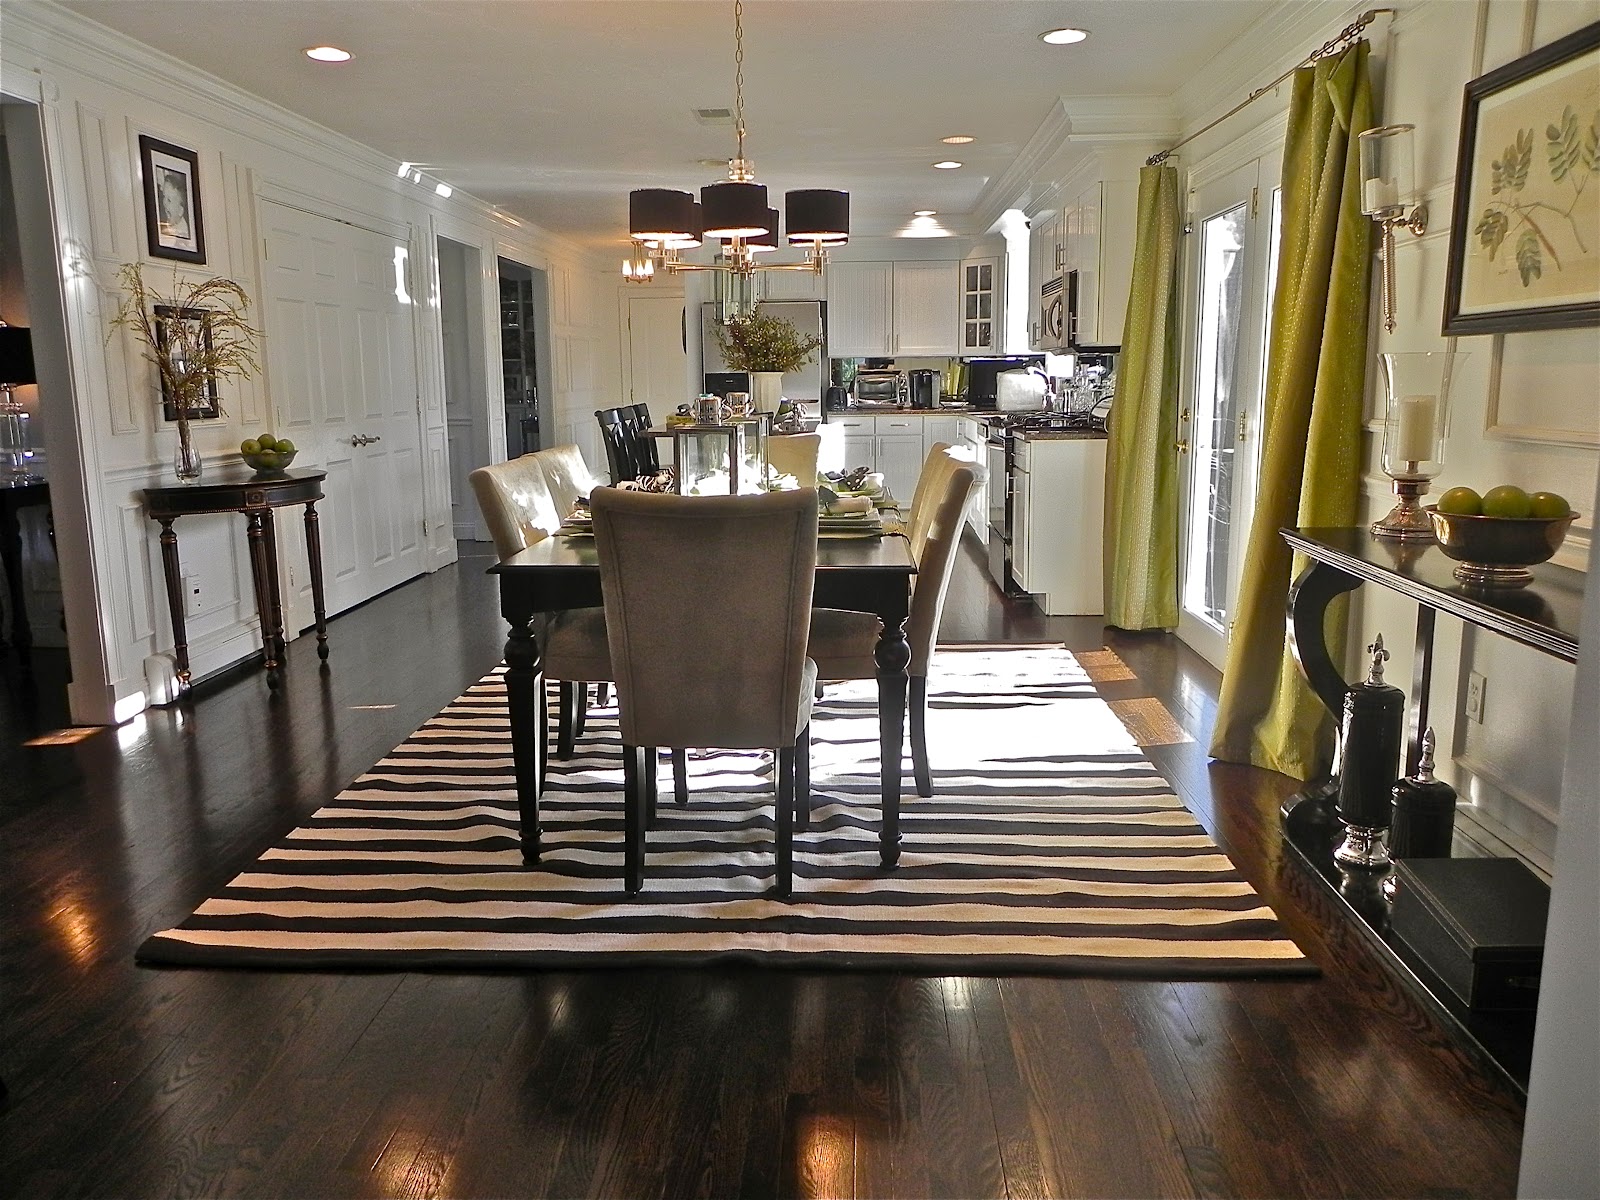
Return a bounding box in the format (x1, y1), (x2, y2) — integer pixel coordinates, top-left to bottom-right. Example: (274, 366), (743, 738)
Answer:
(1425, 505), (1578, 587)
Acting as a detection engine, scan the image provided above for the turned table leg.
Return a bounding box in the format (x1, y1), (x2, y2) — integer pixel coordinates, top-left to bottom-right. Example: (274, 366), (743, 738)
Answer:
(156, 516), (191, 687)
(874, 614), (911, 868)
(244, 511), (281, 685)
(303, 499), (330, 661)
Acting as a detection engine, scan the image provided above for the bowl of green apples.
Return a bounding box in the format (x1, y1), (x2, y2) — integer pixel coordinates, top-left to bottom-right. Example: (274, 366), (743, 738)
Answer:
(240, 434), (297, 477)
(1426, 484), (1579, 587)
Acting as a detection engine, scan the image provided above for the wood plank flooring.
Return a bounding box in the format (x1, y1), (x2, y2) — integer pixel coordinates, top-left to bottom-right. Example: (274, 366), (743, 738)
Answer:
(0, 541), (1525, 1198)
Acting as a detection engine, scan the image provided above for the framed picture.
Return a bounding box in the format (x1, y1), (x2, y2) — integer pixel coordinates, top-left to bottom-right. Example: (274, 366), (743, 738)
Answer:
(138, 134), (207, 264)
(154, 305), (221, 421)
(1443, 20), (1600, 335)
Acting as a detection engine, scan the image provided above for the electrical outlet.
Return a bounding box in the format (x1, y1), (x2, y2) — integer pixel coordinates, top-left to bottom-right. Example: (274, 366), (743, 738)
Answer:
(184, 574), (205, 618)
(1465, 671), (1486, 723)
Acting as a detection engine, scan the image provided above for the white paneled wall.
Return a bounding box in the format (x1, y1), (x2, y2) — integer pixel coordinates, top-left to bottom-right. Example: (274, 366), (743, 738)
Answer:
(1, 5), (624, 723)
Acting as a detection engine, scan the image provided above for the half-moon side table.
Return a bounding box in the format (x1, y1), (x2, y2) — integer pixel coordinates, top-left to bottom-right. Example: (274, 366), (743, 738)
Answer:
(143, 467), (329, 692)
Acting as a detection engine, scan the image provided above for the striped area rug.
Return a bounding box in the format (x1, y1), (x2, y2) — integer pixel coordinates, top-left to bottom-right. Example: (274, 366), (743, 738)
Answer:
(137, 645), (1313, 976)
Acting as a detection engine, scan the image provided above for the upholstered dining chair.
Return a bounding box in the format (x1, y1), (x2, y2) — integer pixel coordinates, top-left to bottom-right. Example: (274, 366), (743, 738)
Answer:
(767, 431), (821, 486)
(468, 450), (613, 766)
(807, 444), (985, 802)
(591, 487), (819, 897)
(595, 408), (637, 484)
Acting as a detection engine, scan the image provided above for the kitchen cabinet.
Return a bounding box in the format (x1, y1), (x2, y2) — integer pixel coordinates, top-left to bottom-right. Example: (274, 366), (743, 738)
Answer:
(956, 416), (990, 544)
(823, 412), (971, 506)
(760, 269), (825, 302)
(826, 261), (958, 357)
(959, 257), (1000, 354)
(1011, 435), (1106, 615)
(1062, 179), (1136, 348)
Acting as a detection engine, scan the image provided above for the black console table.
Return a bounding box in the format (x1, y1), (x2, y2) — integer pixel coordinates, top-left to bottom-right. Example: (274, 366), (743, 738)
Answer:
(1281, 526), (1584, 1093)
(143, 469), (330, 691)
(0, 479), (50, 664)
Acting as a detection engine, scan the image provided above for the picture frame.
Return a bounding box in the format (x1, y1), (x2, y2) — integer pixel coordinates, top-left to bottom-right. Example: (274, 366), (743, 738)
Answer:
(138, 134), (207, 264)
(1442, 20), (1600, 335)
(154, 305), (221, 421)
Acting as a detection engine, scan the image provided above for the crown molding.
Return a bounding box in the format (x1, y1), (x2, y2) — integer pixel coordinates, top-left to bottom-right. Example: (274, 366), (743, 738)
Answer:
(1, 1), (602, 268)
(971, 95), (1177, 233)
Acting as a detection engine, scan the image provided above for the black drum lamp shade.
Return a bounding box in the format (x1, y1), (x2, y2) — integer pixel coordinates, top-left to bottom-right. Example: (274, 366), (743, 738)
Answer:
(748, 208), (780, 252)
(786, 189), (850, 244)
(629, 188), (695, 243)
(0, 325), (36, 386)
(669, 202), (705, 249)
(701, 181), (769, 238)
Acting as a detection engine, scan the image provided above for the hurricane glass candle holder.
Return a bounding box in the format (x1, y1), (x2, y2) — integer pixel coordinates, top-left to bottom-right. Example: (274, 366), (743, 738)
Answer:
(1373, 350), (1459, 541)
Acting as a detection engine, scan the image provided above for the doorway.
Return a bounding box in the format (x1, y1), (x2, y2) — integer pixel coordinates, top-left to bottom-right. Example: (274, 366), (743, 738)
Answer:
(1176, 152), (1282, 669)
(497, 257), (551, 462)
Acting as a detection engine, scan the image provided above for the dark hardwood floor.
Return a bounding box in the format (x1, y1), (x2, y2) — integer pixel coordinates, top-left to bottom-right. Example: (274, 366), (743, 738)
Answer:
(0, 539), (1525, 1198)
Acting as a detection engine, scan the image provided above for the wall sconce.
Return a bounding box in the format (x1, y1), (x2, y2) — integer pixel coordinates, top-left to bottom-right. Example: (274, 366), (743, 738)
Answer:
(1359, 123), (1429, 333)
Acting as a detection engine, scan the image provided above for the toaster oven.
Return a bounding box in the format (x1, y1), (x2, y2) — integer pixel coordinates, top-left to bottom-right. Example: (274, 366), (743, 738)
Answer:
(852, 370), (904, 405)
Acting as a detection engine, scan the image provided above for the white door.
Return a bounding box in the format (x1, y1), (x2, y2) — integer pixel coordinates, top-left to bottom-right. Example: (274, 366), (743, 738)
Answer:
(625, 293), (687, 423)
(261, 200), (426, 617)
(891, 261), (959, 356)
(874, 433), (924, 505)
(1176, 154), (1282, 668)
(825, 261), (892, 357)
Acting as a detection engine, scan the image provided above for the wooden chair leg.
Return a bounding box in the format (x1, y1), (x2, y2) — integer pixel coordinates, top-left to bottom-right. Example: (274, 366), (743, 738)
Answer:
(911, 674), (932, 798)
(596, 681), (610, 706)
(645, 747), (659, 825)
(557, 681), (577, 759)
(795, 722), (812, 830)
(775, 745), (795, 899)
(539, 681), (551, 791)
(622, 745), (644, 894)
(672, 749), (689, 805)
(574, 682), (590, 738)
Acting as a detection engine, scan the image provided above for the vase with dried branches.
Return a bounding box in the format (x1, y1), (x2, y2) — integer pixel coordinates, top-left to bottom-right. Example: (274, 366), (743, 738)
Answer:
(109, 263), (262, 482)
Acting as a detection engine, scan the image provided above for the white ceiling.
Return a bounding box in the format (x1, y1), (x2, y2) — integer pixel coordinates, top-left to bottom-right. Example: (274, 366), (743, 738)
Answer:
(59, 0), (1277, 247)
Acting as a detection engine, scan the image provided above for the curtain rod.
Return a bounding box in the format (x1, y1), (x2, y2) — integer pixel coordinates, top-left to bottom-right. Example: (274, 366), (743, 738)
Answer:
(1147, 8), (1395, 167)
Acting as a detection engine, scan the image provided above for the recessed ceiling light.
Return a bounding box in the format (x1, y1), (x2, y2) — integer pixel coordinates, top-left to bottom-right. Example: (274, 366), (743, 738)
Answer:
(305, 45), (353, 62)
(1039, 28), (1089, 45)
(933, 161), (962, 170)
(914, 210), (937, 217)
(941, 135), (975, 145)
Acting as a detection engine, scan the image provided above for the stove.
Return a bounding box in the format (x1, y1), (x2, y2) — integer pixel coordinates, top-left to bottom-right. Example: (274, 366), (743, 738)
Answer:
(981, 410), (1106, 437)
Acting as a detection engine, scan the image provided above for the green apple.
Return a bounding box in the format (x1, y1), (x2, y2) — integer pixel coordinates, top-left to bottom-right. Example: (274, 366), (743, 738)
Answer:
(1529, 491), (1571, 519)
(1435, 486), (1482, 516)
(257, 435), (278, 451)
(1481, 484), (1533, 518)
(240, 438), (261, 455)
(274, 438), (295, 454)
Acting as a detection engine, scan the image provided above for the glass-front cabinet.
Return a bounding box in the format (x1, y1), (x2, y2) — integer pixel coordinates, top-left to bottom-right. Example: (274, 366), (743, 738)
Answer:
(960, 256), (999, 353)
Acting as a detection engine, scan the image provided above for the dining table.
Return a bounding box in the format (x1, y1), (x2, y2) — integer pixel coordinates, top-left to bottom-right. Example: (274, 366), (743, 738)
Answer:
(491, 529), (918, 869)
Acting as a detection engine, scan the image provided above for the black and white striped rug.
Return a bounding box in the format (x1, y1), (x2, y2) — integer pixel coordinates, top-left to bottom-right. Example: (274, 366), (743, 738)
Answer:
(138, 646), (1313, 976)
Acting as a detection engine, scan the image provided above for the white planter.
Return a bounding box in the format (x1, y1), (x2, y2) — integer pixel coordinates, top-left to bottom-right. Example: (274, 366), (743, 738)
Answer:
(749, 371), (784, 412)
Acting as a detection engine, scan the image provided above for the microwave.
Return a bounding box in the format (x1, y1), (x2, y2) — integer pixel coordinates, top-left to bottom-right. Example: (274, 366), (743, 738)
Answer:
(853, 369), (904, 405)
(1037, 273), (1074, 350)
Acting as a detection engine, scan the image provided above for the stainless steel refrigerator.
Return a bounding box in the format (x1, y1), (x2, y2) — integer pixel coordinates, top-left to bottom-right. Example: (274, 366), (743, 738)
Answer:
(700, 301), (826, 405)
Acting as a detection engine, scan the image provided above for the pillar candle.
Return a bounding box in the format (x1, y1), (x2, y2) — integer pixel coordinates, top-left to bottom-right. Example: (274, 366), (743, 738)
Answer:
(1365, 177), (1399, 213)
(1393, 393), (1437, 464)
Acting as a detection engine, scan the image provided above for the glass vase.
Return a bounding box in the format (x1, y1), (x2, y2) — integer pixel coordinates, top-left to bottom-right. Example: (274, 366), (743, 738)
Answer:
(173, 422), (203, 483)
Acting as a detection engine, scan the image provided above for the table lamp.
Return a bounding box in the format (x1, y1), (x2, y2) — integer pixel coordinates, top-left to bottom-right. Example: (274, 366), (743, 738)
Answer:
(0, 321), (40, 484)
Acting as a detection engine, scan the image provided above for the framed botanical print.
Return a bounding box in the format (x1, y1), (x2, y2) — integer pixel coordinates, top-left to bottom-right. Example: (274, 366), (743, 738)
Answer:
(1443, 20), (1600, 335)
(138, 134), (207, 264)
(154, 305), (221, 421)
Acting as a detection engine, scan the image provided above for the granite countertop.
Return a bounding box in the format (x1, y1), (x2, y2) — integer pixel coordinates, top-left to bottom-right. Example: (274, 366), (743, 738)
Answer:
(829, 406), (976, 416)
(1014, 428), (1110, 442)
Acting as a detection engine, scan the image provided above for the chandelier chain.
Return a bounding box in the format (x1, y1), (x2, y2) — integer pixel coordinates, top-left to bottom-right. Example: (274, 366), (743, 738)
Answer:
(733, 0), (746, 162)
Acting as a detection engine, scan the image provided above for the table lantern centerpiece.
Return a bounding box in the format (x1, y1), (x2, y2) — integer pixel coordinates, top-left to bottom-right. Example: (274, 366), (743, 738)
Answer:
(1372, 350), (1460, 541)
(712, 305), (823, 413)
(673, 412), (770, 496)
(109, 264), (262, 483)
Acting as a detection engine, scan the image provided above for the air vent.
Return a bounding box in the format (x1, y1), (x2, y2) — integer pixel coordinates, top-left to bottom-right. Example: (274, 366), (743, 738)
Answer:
(693, 107), (734, 125)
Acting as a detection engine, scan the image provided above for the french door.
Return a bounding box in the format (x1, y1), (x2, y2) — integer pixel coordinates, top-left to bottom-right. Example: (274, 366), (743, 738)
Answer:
(1176, 152), (1282, 668)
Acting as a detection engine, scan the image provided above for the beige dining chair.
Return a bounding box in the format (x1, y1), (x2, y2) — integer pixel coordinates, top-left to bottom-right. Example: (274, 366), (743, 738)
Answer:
(807, 443), (985, 802)
(767, 432), (821, 486)
(591, 487), (819, 897)
(469, 449), (613, 768)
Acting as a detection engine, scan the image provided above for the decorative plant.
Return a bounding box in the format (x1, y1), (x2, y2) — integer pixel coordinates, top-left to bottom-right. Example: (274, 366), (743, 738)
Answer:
(713, 304), (823, 373)
(109, 263), (262, 476)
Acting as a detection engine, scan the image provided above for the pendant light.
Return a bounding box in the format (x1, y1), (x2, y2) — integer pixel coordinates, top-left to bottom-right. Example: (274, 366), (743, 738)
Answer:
(622, 0), (848, 303)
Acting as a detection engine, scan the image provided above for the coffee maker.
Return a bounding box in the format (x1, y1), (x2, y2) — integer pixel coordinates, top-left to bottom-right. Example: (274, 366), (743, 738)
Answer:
(907, 369), (939, 409)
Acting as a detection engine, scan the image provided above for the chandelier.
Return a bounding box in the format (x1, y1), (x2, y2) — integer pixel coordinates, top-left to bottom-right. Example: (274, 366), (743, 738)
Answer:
(623, 0), (849, 317)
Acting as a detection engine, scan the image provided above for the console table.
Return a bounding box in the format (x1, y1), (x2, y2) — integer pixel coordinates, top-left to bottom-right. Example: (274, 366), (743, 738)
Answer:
(0, 478), (50, 663)
(1281, 526), (1584, 1092)
(143, 468), (330, 691)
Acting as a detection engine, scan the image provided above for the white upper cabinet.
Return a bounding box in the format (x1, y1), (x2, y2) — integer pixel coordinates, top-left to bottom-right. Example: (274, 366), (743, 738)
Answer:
(959, 256), (1001, 354)
(889, 261), (960, 356)
(827, 260), (960, 358)
(826, 261), (893, 357)
(761, 269), (826, 302)
(1061, 178), (1136, 348)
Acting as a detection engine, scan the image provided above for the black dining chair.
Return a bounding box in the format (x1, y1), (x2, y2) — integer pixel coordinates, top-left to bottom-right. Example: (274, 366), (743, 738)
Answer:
(595, 407), (637, 483)
(624, 404), (660, 475)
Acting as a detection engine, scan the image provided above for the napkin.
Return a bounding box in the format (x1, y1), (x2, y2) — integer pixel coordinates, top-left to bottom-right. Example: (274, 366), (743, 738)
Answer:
(825, 494), (873, 516)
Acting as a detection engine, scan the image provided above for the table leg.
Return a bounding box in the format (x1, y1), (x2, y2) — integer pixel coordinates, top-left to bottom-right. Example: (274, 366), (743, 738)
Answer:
(504, 600), (546, 865)
(303, 500), (330, 661)
(0, 499), (31, 660)
(244, 512), (280, 685)
(1407, 605), (1437, 776)
(875, 615), (911, 868)
(261, 508), (288, 670)
(156, 516), (191, 687)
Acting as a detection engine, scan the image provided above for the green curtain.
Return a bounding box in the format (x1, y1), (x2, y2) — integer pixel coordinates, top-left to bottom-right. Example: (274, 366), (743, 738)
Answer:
(1209, 42), (1375, 781)
(1103, 164), (1183, 630)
